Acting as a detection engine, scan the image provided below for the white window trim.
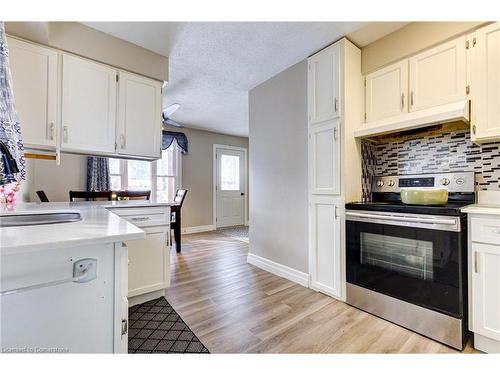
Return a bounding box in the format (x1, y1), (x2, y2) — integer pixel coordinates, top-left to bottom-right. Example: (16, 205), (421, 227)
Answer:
(110, 142), (182, 202)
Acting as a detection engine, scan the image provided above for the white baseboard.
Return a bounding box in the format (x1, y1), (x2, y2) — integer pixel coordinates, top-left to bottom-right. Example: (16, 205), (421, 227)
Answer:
(247, 253), (309, 287)
(182, 224), (216, 234)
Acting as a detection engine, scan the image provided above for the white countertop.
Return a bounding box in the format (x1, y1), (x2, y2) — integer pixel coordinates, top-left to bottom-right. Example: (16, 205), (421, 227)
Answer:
(461, 204), (500, 216)
(0, 200), (175, 255)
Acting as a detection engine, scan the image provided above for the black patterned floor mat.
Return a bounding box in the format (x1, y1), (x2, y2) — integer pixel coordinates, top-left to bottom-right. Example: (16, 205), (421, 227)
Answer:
(128, 297), (210, 353)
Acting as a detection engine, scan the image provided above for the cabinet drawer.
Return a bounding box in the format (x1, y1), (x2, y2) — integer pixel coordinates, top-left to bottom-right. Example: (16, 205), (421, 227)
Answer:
(121, 213), (169, 228)
(471, 217), (500, 245)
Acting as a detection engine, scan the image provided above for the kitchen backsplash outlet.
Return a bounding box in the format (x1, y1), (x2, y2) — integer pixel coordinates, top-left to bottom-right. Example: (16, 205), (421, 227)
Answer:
(361, 123), (500, 200)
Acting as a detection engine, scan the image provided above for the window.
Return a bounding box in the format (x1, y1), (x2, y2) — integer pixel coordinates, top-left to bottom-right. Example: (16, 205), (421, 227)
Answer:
(220, 154), (240, 190)
(109, 142), (182, 202)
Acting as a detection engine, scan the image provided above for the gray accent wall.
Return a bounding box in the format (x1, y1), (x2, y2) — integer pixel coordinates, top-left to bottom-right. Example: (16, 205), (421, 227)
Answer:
(167, 126), (249, 228)
(248, 60), (308, 273)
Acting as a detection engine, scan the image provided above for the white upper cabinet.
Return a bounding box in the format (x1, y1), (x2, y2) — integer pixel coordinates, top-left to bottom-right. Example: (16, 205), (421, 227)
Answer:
(409, 37), (466, 112)
(365, 60), (408, 122)
(309, 119), (340, 195)
(308, 43), (341, 124)
(61, 54), (117, 153)
(470, 22), (500, 142)
(117, 72), (162, 159)
(8, 37), (58, 149)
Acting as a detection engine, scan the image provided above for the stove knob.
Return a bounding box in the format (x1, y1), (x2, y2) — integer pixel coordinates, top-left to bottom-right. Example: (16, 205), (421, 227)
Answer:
(441, 178), (450, 186)
(388, 180), (395, 187)
(376, 180), (384, 187)
(456, 177), (465, 186)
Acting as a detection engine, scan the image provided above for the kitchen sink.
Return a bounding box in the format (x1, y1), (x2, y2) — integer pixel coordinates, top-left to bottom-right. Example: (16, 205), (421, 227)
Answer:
(0, 212), (82, 227)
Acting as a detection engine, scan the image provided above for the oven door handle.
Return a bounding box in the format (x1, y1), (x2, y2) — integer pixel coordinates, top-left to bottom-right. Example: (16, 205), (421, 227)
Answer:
(346, 212), (457, 226)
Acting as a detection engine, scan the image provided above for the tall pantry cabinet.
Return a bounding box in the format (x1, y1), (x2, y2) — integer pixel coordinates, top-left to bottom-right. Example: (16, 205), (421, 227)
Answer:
(307, 38), (363, 300)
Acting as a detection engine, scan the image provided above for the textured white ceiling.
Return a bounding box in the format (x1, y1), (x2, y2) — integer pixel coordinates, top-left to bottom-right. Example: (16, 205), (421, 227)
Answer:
(84, 22), (407, 137)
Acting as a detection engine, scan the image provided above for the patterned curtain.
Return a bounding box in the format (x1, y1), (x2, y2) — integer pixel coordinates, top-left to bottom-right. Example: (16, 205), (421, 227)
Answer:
(0, 22), (25, 185)
(162, 131), (188, 153)
(86, 156), (110, 192)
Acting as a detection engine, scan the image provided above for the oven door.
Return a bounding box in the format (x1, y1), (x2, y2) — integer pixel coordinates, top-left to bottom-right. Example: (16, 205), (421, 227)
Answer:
(346, 210), (466, 318)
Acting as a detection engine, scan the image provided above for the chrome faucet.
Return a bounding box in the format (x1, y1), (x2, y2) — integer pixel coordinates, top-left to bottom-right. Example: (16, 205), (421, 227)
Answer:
(0, 140), (19, 185)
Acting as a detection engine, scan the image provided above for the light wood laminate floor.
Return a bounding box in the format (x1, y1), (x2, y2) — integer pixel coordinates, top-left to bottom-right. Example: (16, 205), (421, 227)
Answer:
(166, 231), (476, 353)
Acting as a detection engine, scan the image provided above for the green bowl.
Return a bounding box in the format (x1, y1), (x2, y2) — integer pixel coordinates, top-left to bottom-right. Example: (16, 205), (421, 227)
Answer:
(400, 188), (449, 205)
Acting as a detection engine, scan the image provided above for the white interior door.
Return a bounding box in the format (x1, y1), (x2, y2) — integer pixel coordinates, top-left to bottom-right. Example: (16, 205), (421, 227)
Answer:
(216, 148), (245, 228)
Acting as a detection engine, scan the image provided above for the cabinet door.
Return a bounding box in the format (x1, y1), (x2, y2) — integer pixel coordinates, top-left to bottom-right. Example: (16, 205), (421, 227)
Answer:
(365, 60), (408, 122)
(126, 227), (170, 297)
(8, 37), (58, 149)
(470, 23), (500, 141)
(471, 243), (500, 340)
(309, 120), (340, 195)
(61, 54), (117, 153)
(308, 43), (341, 124)
(409, 37), (466, 112)
(309, 196), (342, 299)
(113, 242), (129, 353)
(117, 71), (162, 159)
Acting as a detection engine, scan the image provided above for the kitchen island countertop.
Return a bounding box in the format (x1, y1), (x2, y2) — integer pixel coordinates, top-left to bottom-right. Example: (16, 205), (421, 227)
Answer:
(0, 200), (176, 255)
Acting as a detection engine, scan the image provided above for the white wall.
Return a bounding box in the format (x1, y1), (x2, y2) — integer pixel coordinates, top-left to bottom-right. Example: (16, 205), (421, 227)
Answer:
(248, 60), (308, 273)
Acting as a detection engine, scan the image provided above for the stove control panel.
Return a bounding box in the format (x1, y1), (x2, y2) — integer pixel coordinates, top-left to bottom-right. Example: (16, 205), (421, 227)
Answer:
(372, 172), (475, 193)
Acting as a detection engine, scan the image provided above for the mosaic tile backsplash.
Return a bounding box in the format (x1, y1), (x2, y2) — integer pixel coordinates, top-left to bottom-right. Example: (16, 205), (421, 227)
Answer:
(361, 124), (500, 200)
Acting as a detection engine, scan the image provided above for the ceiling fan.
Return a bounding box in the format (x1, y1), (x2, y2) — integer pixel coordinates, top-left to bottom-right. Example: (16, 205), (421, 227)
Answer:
(162, 103), (185, 128)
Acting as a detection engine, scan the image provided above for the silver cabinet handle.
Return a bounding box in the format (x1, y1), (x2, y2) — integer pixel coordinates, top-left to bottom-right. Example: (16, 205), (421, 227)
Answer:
(49, 122), (55, 140)
(0, 258), (97, 296)
(334, 97), (339, 113)
(120, 134), (126, 149)
(334, 205), (339, 220)
(333, 127), (338, 140)
(410, 91), (414, 107)
(346, 211), (457, 225)
(474, 252), (479, 273)
(130, 216), (150, 222)
(121, 319), (128, 336)
(401, 93), (405, 110)
(63, 126), (68, 143)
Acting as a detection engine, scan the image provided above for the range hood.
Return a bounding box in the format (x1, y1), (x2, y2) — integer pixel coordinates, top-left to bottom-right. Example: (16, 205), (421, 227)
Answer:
(354, 100), (470, 139)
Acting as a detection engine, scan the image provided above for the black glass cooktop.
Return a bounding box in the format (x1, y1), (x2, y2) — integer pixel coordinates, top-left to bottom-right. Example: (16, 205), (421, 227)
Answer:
(345, 201), (471, 216)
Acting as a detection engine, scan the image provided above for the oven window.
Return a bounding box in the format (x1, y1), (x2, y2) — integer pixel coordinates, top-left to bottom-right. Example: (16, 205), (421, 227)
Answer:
(346, 219), (467, 318)
(360, 233), (434, 281)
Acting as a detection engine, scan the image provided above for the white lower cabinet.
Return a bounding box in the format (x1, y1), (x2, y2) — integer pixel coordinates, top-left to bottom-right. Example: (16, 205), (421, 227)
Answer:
(127, 227), (170, 298)
(107, 206), (171, 305)
(0, 242), (128, 353)
(467, 214), (500, 353)
(309, 196), (343, 299)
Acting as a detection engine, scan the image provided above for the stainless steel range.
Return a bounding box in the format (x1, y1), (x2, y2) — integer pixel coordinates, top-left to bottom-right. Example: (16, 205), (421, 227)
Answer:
(345, 172), (475, 350)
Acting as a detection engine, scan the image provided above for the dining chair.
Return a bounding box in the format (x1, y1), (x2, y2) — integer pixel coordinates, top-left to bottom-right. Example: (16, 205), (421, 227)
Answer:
(36, 190), (49, 202)
(114, 190), (151, 200)
(69, 190), (113, 202)
(171, 189), (188, 253)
